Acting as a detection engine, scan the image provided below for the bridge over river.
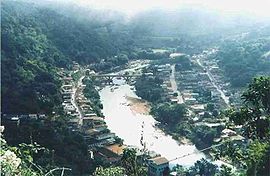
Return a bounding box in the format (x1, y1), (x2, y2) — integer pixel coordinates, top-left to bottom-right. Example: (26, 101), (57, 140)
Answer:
(87, 73), (142, 84)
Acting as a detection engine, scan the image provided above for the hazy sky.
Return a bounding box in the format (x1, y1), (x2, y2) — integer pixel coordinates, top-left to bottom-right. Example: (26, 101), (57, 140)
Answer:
(67, 0), (270, 17)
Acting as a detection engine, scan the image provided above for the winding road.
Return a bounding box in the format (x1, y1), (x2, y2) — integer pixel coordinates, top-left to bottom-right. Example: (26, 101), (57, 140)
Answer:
(196, 58), (230, 107)
(71, 73), (85, 125)
(170, 64), (184, 104)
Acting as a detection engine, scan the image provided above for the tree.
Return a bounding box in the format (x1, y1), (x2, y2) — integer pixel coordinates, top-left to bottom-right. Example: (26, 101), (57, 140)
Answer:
(229, 76), (270, 139)
(120, 148), (147, 176)
(93, 166), (125, 176)
(117, 54), (129, 65)
(206, 103), (215, 112)
(242, 76), (270, 114)
(217, 165), (236, 176)
(187, 158), (218, 176)
(190, 126), (218, 149)
(1, 136), (72, 176)
(175, 56), (193, 70)
(245, 140), (270, 176)
(175, 121), (193, 136)
(203, 112), (211, 119)
(2, 118), (95, 175)
(135, 76), (164, 102)
(1, 0), (135, 113)
(151, 103), (187, 125)
(215, 76), (270, 175)
(215, 39), (270, 87)
(212, 109), (219, 117)
(172, 164), (188, 175)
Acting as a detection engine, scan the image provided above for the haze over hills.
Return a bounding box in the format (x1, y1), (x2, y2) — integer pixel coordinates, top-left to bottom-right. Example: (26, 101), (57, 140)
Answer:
(1, 0), (270, 175)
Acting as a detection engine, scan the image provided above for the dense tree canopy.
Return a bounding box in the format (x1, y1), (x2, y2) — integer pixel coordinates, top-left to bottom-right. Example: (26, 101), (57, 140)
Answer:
(2, 118), (96, 175)
(135, 75), (164, 102)
(1, 1), (64, 113)
(1, 0), (134, 113)
(151, 103), (187, 125)
(215, 38), (270, 87)
(93, 166), (125, 176)
(229, 76), (270, 139)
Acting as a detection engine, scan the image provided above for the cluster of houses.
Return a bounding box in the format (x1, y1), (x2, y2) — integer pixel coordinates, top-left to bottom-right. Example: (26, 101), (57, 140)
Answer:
(174, 53), (246, 136)
(192, 50), (243, 108)
(144, 53), (246, 172)
(172, 54), (246, 144)
(1, 113), (47, 126)
(61, 75), (79, 119)
(152, 64), (179, 103)
(58, 62), (83, 121)
(149, 62), (209, 116)
(58, 63), (123, 164)
(75, 82), (117, 150)
(175, 60), (228, 118)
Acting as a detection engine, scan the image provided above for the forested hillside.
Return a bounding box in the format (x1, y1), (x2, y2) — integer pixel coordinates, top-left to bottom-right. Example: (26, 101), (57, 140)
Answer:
(214, 30), (270, 87)
(1, 0), (270, 175)
(1, 0), (134, 114)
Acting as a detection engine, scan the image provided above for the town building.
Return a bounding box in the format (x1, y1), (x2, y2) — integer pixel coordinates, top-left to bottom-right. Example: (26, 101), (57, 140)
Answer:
(148, 156), (169, 176)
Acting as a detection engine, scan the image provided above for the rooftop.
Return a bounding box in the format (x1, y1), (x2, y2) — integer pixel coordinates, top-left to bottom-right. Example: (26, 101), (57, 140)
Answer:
(149, 156), (169, 165)
(105, 144), (126, 155)
(222, 129), (236, 135)
(190, 104), (205, 110)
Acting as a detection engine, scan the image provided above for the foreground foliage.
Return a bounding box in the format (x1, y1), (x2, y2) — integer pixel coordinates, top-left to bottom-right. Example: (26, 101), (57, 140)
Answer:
(2, 118), (97, 175)
(93, 148), (147, 176)
(1, 136), (73, 176)
(215, 76), (270, 175)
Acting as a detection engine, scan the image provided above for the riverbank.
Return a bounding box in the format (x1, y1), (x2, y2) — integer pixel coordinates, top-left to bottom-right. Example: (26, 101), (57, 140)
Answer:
(126, 96), (150, 115)
(126, 95), (192, 146)
(131, 60), (226, 159)
(100, 84), (205, 167)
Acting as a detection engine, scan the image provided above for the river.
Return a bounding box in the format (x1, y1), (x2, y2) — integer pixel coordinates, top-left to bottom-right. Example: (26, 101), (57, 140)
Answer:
(99, 77), (205, 167)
